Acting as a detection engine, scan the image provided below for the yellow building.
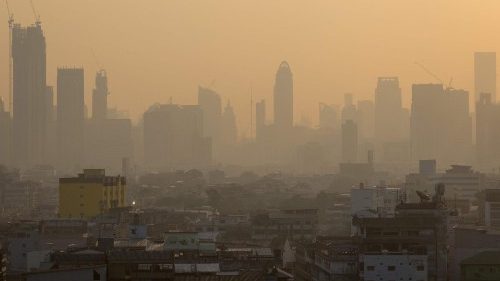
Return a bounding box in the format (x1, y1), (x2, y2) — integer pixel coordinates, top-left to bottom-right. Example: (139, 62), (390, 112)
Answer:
(59, 169), (126, 219)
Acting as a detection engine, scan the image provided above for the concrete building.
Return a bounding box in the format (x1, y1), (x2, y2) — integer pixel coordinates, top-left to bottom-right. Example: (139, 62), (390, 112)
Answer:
(0, 99), (11, 166)
(353, 184), (449, 281)
(356, 100), (374, 141)
(374, 77), (407, 143)
(92, 70), (108, 120)
(274, 61), (293, 130)
(341, 120), (358, 163)
(198, 86), (221, 143)
(460, 251), (500, 281)
(255, 99), (266, 141)
(294, 237), (359, 281)
(474, 52), (496, 102)
(318, 103), (337, 130)
(221, 101), (237, 146)
(143, 104), (211, 171)
(59, 169), (126, 219)
(351, 185), (401, 219)
(57, 68), (85, 172)
(476, 93), (500, 169)
(251, 209), (318, 244)
(363, 253), (427, 281)
(483, 189), (500, 228)
(11, 22), (49, 168)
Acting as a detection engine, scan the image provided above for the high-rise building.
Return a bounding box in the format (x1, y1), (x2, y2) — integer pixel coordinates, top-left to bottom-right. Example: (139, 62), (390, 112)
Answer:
(143, 104), (211, 171)
(59, 169), (126, 219)
(341, 93), (357, 123)
(11, 23), (47, 168)
(410, 84), (444, 162)
(374, 77), (406, 142)
(92, 70), (108, 120)
(255, 99), (266, 140)
(273, 61), (293, 130)
(356, 100), (374, 140)
(0, 98), (11, 166)
(342, 120), (358, 163)
(221, 101), (237, 145)
(198, 86), (221, 140)
(474, 52), (496, 102)
(476, 93), (500, 168)
(57, 68), (85, 172)
(318, 103), (337, 130)
(411, 84), (472, 165)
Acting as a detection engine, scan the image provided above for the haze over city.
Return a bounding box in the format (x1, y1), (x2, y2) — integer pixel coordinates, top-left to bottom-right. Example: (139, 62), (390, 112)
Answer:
(3, 1), (500, 281)
(2, 0), (500, 130)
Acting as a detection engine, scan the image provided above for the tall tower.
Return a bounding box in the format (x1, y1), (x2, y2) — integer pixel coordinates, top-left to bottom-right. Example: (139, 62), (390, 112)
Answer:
(374, 77), (404, 142)
(92, 70), (108, 120)
(198, 86), (222, 141)
(273, 61), (293, 130)
(474, 52), (496, 102)
(11, 22), (47, 168)
(255, 99), (266, 140)
(342, 120), (358, 163)
(57, 68), (85, 172)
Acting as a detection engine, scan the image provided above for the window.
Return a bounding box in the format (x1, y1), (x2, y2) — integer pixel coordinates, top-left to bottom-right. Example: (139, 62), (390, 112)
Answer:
(416, 265), (425, 271)
(367, 266), (375, 271)
(388, 265), (396, 271)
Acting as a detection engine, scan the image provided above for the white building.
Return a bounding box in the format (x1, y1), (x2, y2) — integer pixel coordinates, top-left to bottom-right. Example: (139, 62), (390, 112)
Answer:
(350, 185), (401, 235)
(362, 253), (427, 281)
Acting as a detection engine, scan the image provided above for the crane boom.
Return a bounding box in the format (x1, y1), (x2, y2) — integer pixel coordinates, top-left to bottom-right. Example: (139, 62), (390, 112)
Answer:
(414, 61), (443, 84)
(30, 0), (40, 25)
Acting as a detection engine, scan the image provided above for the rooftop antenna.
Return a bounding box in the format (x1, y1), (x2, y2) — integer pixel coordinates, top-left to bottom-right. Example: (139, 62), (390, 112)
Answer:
(5, 0), (13, 115)
(30, 0), (41, 26)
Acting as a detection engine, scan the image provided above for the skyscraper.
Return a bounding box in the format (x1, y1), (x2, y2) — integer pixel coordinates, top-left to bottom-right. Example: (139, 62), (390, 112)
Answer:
(374, 77), (405, 142)
(0, 98), (11, 166)
(92, 70), (108, 120)
(198, 86), (222, 140)
(476, 93), (500, 168)
(318, 103), (337, 130)
(255, 99), (266, 140)
(273, 61), (293, 130)
(341, 93), (356, 123)
(342, 120), (358, 163)
(57, 68), (85, 172)
(11, 23), (47, 168)
(474, 52), (496, 102)
(143, 104), (211, 171)
(221, 101), (237, 145)
(356, 100), (374, 140)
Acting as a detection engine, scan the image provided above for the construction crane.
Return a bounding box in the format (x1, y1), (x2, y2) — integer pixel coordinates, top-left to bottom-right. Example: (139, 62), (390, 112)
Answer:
(414, 61), (455, 91)
(414, 61), (443, 84)
(30, 0), (41, 26)
(5, 0), (13, 114)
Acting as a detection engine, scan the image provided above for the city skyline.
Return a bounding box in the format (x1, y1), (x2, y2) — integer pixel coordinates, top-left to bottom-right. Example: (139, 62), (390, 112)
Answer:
(2, 1), (500, 133)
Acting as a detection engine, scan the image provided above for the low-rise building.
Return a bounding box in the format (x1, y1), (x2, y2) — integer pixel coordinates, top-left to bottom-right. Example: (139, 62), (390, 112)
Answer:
(59, 169), (126, 219)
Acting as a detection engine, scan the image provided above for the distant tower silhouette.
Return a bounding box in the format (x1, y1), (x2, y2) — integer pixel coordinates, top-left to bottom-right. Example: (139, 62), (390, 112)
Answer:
(221, 101), (238, 145)
(474, 52), (496, 102)
(273, 61), (293, 130)
(92, 70), (109, 120)
(255, 99), (266, 140)
(11, 22), (48, 167)
(342, 120), (358, 163)
(57, 68), (85, 172)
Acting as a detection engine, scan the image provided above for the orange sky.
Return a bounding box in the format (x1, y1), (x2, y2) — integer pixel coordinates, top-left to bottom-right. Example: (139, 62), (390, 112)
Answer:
(1, 0), (499, 136)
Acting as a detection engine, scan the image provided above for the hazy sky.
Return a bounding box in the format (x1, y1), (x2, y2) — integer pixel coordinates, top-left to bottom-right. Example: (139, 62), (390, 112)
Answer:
(1, 0), (499, 135)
